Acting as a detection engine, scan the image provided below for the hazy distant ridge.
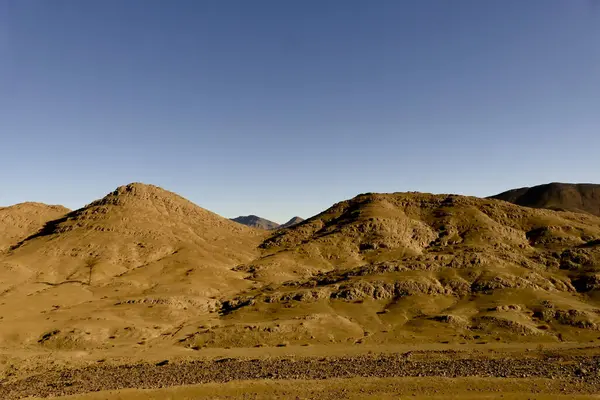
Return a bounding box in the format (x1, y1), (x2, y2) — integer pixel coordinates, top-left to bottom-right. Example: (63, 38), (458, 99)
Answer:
(231, 215), (304, 230)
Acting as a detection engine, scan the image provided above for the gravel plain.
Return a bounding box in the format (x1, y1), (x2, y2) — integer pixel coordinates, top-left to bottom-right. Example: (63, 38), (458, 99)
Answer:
(2, 351), (600, 399)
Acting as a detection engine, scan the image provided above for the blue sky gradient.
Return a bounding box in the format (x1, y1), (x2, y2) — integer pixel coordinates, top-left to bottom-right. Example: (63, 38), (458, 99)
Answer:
(1, 0), (599, 222)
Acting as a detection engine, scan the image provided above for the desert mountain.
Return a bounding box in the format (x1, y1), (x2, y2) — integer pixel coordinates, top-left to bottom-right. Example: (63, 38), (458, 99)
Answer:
(4, 183), (264, 287)
(0, 183), (266, 349)
(491, 182), (600, 217)
(0, 202), (69, 252)
(217, 192), (600, 347)
(279, 216), (305, 229)
(231, 215), (279, 230)
(2, 186), (600, 366)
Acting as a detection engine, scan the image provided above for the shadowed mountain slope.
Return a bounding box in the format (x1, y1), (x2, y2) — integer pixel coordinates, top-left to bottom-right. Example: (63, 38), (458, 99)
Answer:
(232, 215), (305, 230)
(231, 215), (279, 230)
(279, 216), (305, 229)
(490, 183), (600, 217)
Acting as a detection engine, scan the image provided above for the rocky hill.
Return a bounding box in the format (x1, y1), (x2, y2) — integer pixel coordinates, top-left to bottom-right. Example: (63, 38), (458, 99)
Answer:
(2, 185), (600, 366)
(490, 183), (600, 216)
(217, 192), (600, 348)
(0, 183), (266, 352)
(5, 183), (264, 284)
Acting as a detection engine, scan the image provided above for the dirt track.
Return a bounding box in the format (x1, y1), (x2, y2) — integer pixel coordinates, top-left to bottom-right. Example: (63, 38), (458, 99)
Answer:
(2, 351), (600, 399)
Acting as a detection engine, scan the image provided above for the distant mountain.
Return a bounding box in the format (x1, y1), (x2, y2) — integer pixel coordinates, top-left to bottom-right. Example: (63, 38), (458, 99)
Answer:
(279, 216), (304, 229)
(490, 182), (600, 216)
(231, 215), (279, 230)
(231, 215), (305, 230)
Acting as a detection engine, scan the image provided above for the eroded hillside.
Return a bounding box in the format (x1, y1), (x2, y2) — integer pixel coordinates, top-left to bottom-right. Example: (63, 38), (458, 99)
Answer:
(0, 183), (265, 353)
(1, 187), (600, 366)
(206, 193), (600, 348)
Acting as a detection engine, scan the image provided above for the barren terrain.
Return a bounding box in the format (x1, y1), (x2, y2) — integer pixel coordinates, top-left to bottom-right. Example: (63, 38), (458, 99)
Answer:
(2, 183), (600, 398)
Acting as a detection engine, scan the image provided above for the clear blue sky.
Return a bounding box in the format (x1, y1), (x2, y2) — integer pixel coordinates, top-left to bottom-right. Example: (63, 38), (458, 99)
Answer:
(1, 0), (599, 222)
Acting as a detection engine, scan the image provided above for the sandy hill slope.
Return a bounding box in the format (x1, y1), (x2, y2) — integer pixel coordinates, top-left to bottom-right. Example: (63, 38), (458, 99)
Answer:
(490, 182), (600, 216)
(208, 192), (600, 348)
(0, 183), (265, 352)
(279, 216), (305, 229)
(0, 202), (69, 252)
(231, 215), (279, 230)
(5, 183), (263, 284)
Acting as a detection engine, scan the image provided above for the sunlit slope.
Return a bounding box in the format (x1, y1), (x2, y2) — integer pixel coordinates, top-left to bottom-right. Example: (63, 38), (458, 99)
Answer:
(0, 183), (265, 350)
(209, 192), (600, 348)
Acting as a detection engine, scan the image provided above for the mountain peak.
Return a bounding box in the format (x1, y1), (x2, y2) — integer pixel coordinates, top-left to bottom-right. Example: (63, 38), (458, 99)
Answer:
(103, 182), (183, 202)
(84, 183), (208, 218)
(113, 182), (166, 195)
